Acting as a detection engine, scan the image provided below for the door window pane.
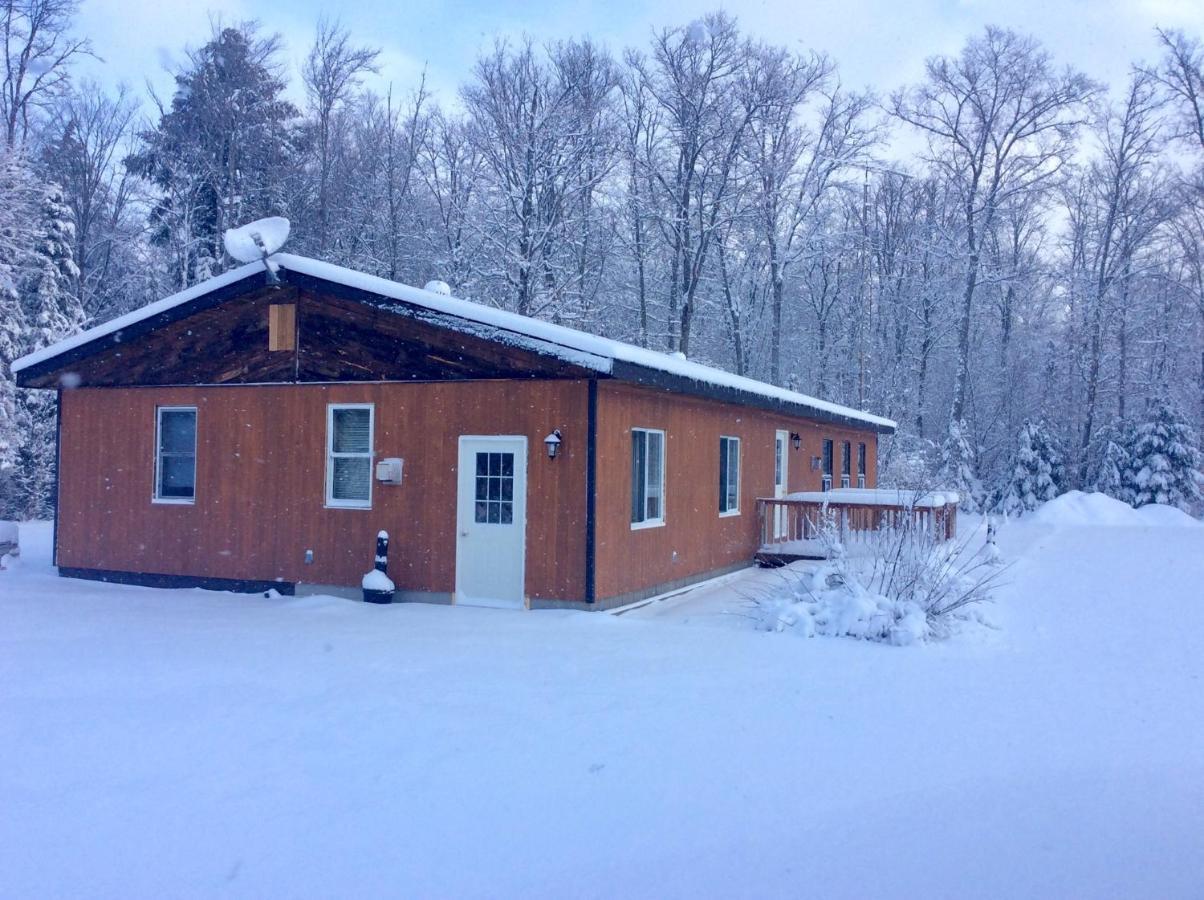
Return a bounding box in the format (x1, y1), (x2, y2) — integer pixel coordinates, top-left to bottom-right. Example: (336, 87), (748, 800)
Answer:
(474, 452), (514, 524)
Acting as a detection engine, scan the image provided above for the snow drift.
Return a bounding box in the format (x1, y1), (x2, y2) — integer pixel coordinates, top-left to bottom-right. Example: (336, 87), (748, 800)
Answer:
(1029, 490), (1200, 529)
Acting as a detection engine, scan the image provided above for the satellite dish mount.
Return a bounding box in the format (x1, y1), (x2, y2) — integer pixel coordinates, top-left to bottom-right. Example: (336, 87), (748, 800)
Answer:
(223, 217), (291, 285)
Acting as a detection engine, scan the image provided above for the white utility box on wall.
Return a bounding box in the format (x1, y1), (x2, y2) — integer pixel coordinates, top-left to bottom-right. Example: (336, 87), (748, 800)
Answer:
(375, 458), (403, 484)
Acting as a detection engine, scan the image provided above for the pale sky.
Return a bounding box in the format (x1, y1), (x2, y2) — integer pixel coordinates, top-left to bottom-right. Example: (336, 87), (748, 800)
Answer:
(78, 0), (1204, 157)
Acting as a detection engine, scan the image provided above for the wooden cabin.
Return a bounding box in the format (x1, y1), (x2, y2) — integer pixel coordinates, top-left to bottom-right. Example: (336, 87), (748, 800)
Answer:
(12, 255), (896, 610)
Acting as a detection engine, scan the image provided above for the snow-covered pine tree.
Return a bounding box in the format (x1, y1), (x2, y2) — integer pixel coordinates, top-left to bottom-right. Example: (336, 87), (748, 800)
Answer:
(1085, 421), (1135, 504)
(936, 419), (982, 512)
(1125, 400), (1202, 510)
(127, 23), (301, 288)
(0, 276), (27, 479)
(0, 150), (42, 482)
(5, 392), (56, 519)
(994, 419), (1064, 515)
(20, 181), (83, 344)
(4, 180), (83, 519)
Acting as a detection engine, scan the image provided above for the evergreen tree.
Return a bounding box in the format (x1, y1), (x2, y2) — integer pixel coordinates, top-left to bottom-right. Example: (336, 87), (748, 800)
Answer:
(21, 181), (82, 344)
(936, 419), (982, 512)
(5, 391), (56, 519)
(4, 180), (81, 519)
(0, 150), (42, 476)
(127, 24), (301, 287)
(1086, 421), (1135, 504)
(1125, 400), (1202, 509)
(994, 420), (1064, 515)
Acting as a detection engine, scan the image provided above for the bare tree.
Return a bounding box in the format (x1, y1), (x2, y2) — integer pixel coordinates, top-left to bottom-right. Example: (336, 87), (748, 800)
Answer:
(302, 17), (379, 256)
(42, 81), (138, 315)
(1071, 71), (1170, 477)
(1148, 28), (1204, 152)
(891, 27), (1095, 427)
(634, 13), (756, 355)
(0, 0), (91, 147)
(462, 38), (617, 318)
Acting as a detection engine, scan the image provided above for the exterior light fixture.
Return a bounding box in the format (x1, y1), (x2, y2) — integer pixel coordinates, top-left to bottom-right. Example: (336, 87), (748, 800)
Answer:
(544, 429), (562, 459)
(790, 432), (802, 451)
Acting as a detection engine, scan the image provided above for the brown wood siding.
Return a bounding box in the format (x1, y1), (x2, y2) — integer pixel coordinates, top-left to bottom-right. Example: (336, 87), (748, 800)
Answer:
(57, 381), (588, 601)
(593, 382), (879, 602)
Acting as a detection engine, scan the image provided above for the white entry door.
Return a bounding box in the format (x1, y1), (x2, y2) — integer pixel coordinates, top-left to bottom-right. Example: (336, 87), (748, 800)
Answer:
(456, 436), (528, 608)
(774, 430), (790, 539)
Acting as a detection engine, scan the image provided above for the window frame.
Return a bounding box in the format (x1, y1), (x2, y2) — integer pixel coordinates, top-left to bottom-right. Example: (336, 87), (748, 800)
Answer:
(325, 403), (375, 510)
(841, 440), (852, 489)
(858, 442), (867, 489)
(630, 427), (666, 529)
(718, 435), (741, 516)
(822, 438), (833, 492)
(152, 405), (198, 505)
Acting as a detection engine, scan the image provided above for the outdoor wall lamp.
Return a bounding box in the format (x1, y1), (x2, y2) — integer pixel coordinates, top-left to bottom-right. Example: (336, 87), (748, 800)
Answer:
(790, 432), (802, 451)
(544, 429), (562, 459)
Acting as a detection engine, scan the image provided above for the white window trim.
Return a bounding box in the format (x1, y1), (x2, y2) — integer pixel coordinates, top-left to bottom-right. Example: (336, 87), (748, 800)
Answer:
(630, 427), (666, 530)
(152, 406), (197, 505)
(325, 403), (375, 509)
(719, 435), (741, 517)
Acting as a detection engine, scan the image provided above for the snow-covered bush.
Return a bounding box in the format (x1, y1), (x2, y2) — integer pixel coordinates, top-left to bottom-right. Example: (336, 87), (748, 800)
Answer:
(1124, 400), (1202, 511)
(991, 419), (1065, 515)
(752, 506), (1003, 645)
(878, 430), (938, 488)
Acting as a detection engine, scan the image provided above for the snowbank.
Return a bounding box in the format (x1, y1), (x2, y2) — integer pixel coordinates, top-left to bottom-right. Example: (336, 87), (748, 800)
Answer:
(1030, 490), (1200, 529)
(3, 521), (1204, 897)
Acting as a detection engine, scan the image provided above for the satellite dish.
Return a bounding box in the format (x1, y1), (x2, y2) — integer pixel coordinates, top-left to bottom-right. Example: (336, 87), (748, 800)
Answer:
(223, 216), (291, 264)
(424, 280), (452, 296)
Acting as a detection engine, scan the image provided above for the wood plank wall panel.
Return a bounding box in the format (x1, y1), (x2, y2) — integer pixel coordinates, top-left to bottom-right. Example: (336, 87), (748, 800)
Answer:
(592, 382), (879, 602)
(57, 381), (588, 600)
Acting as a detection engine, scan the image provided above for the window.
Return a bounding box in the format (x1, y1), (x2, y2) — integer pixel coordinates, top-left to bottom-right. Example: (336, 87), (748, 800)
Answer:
(841, 441), (852, 488)
(154, 407), (197, 503)
(326, 404), (374, 508)
(474, 451), (515, 524)
(719, 436), (740, 515)
(858, 442), (867, 489)
(631, 428), (665, 527)
(822, 439), (833, 491)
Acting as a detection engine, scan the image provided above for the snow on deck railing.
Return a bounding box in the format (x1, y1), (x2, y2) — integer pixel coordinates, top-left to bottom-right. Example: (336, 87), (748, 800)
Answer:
(757, 488), (959, 556)
(781, 488), (960, 508)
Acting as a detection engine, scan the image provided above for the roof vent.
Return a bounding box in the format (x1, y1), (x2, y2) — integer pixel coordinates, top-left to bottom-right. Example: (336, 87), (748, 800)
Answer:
(424, 280), (452, 296)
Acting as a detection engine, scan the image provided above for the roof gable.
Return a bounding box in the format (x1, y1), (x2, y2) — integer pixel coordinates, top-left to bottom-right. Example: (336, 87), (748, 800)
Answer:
(13, 254), (896, 433)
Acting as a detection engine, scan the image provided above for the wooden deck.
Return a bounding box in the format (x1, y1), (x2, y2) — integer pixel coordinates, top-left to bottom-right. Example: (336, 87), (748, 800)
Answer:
(755, 489), (959, 565)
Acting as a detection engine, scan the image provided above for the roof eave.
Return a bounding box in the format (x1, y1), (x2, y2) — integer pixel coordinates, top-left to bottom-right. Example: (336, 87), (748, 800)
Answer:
(610, 360), (896, 434)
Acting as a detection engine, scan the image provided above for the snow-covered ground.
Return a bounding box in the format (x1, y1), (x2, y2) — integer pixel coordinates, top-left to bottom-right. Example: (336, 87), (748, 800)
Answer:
(2, 508), (1203, 899)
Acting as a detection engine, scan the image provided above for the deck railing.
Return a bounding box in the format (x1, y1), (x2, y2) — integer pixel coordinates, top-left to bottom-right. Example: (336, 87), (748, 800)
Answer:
(756, 490), (958, 561)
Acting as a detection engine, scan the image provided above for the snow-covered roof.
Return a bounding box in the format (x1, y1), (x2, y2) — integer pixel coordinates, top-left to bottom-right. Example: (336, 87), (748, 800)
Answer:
(13, 254), (896, 432)
(11, 260), (267, 375)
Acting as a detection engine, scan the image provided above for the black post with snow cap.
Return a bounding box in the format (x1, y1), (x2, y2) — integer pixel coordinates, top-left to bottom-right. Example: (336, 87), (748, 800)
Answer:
(362, 530), (395, 604)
